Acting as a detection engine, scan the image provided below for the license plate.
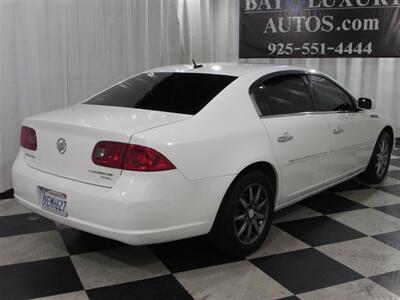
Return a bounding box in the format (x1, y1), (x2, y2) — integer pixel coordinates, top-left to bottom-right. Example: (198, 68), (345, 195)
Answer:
(40, 188), (68, 217)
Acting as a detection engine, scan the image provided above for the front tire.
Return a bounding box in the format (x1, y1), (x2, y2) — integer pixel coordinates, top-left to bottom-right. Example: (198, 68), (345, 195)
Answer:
(209, 171), (274, 256)
(359, 131), (392, 184)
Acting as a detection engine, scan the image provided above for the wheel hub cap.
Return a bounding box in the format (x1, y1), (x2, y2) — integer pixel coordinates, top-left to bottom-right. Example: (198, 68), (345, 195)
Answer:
(248, 208), (255, 219)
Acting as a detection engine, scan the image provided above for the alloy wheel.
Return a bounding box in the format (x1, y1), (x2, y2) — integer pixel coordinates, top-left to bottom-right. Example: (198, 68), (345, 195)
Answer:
(376, 136), (390, 177)
(234, 183), (268, 245)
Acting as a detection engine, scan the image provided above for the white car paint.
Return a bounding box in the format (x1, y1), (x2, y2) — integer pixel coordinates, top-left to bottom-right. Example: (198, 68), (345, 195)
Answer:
(12, 63), (393, 245)
(261, 114), (330, 202)
(22, 105), (190, 187)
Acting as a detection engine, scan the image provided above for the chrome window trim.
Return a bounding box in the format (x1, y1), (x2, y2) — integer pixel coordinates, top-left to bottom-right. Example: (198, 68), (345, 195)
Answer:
(259, 110), (366, 119)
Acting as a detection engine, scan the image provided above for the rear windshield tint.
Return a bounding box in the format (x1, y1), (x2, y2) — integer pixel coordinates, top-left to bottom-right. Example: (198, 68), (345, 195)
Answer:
(84, 72), (237, 115)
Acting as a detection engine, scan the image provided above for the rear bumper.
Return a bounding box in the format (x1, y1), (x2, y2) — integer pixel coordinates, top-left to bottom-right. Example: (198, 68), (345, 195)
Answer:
(12, 150), (233, 245)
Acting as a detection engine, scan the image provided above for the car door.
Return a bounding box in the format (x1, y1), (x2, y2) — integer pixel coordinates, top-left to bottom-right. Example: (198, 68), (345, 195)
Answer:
(250, 73), (330, 204)
(307, 74), (371, 180)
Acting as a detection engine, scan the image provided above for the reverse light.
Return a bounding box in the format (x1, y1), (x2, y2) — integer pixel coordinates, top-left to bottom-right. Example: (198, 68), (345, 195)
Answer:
(20, 126), (37, 151)
(92, 141), (176, 172)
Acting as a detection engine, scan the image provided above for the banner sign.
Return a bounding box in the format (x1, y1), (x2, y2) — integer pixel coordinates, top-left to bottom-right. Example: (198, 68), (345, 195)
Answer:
(239, 0), (400, 58)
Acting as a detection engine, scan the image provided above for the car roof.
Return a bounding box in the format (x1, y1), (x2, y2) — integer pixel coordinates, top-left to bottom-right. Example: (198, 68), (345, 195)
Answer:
(146, 62), (311, 77)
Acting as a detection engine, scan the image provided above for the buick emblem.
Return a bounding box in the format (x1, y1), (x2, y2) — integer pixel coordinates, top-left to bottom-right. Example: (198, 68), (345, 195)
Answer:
(56, 138), (67, 155)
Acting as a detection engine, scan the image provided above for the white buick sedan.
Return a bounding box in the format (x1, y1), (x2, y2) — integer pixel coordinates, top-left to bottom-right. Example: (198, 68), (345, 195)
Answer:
(12, 63), (393, 255)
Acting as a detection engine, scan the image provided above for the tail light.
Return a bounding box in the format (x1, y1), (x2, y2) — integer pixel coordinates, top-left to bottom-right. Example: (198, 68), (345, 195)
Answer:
(92, 141), (127, 169)
(92, 141), (175, 172)
(20, 126), (37, 151)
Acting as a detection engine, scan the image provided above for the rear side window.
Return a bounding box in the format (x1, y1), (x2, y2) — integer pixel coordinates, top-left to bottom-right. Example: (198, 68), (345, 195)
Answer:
(251, 74), (314, 116)
(308, 75), (355, 112)
(84, 73), (237, 115)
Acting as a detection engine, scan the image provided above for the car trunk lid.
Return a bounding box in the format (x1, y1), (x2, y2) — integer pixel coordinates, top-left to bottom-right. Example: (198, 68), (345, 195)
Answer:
(22, 104), (189, 187)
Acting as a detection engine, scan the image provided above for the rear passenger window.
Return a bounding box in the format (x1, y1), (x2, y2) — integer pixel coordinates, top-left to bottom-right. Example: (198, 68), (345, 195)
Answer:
(251, 74), (314, 116)
(308, 75), (355, 112)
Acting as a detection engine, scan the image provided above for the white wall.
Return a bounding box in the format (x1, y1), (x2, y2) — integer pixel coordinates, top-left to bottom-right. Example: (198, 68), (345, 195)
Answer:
(0, 0), (189, 192)
(0, 0), (399, 192)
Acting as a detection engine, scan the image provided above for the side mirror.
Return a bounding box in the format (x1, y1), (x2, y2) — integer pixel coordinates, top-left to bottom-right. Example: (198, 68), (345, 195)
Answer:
(357, 97), (372, 110)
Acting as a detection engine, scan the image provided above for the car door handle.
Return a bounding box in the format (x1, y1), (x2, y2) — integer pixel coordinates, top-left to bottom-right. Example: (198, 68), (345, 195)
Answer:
(277, 133), (294, 143)
(333, 127), (344, 135)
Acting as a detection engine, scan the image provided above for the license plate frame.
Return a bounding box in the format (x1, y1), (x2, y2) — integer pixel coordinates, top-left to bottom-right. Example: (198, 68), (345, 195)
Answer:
(40, 188), (68, 217)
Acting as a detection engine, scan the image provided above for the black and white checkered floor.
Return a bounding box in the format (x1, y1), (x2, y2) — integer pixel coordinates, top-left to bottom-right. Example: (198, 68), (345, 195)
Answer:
(1, 145), (400, 299)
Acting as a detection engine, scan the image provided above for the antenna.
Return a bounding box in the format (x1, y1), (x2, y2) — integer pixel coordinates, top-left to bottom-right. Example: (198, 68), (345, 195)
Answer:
(192, 58), (203, 69)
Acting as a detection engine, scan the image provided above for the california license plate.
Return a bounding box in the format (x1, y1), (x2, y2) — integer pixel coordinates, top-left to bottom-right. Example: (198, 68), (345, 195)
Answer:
(40, 188), (67, 217)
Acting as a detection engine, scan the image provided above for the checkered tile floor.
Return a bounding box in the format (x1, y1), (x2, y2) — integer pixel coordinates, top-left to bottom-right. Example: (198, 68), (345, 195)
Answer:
(1, 145), (400, 299)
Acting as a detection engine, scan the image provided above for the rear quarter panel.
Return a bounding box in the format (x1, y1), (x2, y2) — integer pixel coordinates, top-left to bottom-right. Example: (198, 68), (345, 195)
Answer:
(130, 76), (280, 181)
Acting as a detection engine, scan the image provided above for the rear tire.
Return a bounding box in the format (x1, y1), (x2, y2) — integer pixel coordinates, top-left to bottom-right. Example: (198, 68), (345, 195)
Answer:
(209, 171), (274, 256)
(359, 131), (392, 184)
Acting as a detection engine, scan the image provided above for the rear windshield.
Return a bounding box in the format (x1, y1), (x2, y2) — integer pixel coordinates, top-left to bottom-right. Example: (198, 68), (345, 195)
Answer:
(84, 72), (237, 115)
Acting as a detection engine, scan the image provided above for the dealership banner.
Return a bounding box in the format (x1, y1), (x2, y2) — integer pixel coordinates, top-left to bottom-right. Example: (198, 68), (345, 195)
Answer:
(239, 0), (400, 58)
